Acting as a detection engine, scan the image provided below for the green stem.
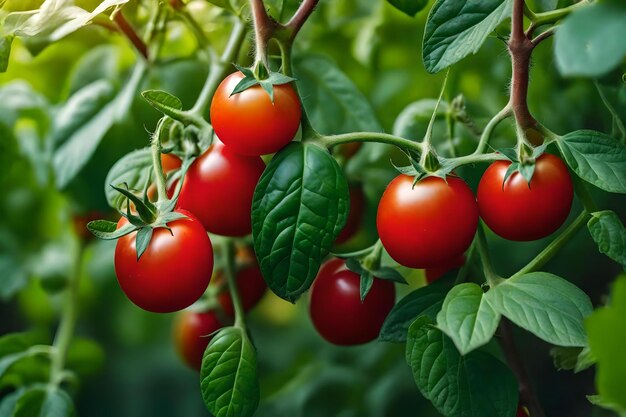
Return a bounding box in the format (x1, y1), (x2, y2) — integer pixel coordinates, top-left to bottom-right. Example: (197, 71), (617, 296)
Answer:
(472, 104), (512, 155)
(454, 238), (477, 285)
(525, 1), (589, 28)
(420, 70), (449, 167)
(49, 243), (82, 388)
(190, 19), (247, 117)
(594, 80), (626, 142)
(476, 224), (502, 286)
(572, 175), (599, 212)
(441, 152), (507, 171)
(223, 239), (246, 328)
(362, 240), (383, 271)
(320, 132), (423, 153)
(151, 120), (169, 203)
(513, 210), (589, 278)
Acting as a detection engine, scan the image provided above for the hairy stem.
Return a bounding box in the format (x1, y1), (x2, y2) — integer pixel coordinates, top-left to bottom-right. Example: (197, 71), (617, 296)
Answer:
(285, 0), (320, 40)
(152, 120), (169, 202)
(250, 0), (276, 69)
(472, 104), (512, 155)
(499, 319), (546, 417)
(113, 11), (149, 60)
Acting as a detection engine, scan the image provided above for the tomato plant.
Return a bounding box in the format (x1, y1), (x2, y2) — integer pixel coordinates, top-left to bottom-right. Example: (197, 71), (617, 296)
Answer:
(309, 258), (395, 345)
(174, 310), (224, 371)
(210, 71), (302, 156)
(478, 153), (574, 241)
(114, 211), (214, 313)
(377, 175), (478, 268)
(177, 140), (265, 236)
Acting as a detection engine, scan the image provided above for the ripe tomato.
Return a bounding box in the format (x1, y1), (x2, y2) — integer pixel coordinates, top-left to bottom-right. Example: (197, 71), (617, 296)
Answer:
(336, 185), (365, 244)
(377, 175), (479, 269)
(177, 140), (265, 236)
(173, 311), (223, 371)
(114, 210), (214, 313)
(161, 153), (182, 173)
(425, 254), (465, 284)
(309, 258), (395, 345)
(217, 248), (267, 316)
(210, 72), (302, 156)
(477, 153), (573, 241)
(517, 405), (528, 417)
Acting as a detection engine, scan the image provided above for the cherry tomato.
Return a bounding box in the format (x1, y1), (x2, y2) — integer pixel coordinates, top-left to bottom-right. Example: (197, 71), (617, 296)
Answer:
(336, 185), (365, 244)
(309, 258), (395, 345)
(425, 255), (465, 284)
(377, 175), (479, 269)
(517, 405), (528, 417)
(114, 210), (214, 313)
(173, 311), (223, 371)
(161, 153), (182, 173)
(217, 248), (267, 316)
(210, 72), (302, 156)
(177, 140), (265, 236)
(477, 153), (573, 241)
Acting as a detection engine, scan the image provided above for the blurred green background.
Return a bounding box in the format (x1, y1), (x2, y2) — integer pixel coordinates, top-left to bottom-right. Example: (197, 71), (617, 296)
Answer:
(1, 0), (625, 416)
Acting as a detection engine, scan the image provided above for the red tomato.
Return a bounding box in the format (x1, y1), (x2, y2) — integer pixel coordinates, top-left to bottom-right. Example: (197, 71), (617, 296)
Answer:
(217, 249), (267, 316)
(177, 141), (265, 236)
(210, 72), (302, 156)
(161, 153), (182, 173)
(336, 185), (365, 244)
(173, 311), (223, 371)
(309, 258), (395, 345)
(114, 210), (214, 313)
(425, 255), (465, 284)
(477, 153), (573, 241)
(517, 405), (528, 417)
(377, 175), (479, 269)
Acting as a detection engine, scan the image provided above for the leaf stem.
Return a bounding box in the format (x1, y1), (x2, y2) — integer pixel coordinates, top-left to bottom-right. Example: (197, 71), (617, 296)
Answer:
(525, 0), (589, 36)
(476, 224), (502, 286)
(572, 174), (599, 213)
(152, 119), (169, 203)
(498, 318), (546, 417)
(284, 0), (320, 40)
(594, 80), (626, 142)
(112, 10), (149, 60)
(223, 239), (246, 328)
(49, 242), (83, 388)
(471, 104), (512, 155)
(320, 132), (423, 153)
(513, 210), (589, 278)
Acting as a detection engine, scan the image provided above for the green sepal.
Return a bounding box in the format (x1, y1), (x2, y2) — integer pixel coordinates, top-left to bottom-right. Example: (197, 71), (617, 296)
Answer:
(135, 227), (153, 260)
(360, 270), (374, 302)
(373, 267), (407, 284)
(518, 160), (536, 185)
(87, 220), (137, 240)
(231, 64), (297, 103)
(497, 147), (518, 162)
(110, 184), (156, 223)
(502, 162), (520, 188)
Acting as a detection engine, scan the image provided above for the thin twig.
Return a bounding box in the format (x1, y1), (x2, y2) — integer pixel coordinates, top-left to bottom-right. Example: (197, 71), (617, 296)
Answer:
(531, 27), (555, 46)
(285, 0), (320, 40)
(113, 10), (149, 60)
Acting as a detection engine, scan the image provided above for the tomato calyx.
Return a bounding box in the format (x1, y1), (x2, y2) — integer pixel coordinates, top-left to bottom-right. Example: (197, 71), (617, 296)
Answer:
(498, 142), (549, 186)
(230, 64), (297, 103)
(343, 256), (406, 302)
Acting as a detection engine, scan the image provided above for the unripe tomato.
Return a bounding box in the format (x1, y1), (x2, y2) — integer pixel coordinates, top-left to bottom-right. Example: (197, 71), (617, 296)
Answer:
(174, 311), (223, 370)
(309, 258), (395, 345)
(177, 141), (265, 236)
(336, 185), (365, 244)
(114, 210), (213, 313)
(425, 255), (465, 284)
(210, 72), (302, 156)
(339, 142), (362, 159)
(477, 153), (573, 241)
(377, 175), (479, 269)
(217, 249), (267, 316)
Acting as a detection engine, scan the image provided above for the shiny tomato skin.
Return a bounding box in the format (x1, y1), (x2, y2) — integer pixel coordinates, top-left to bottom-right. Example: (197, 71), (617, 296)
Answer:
(174, 311), (223, 371)
(309, 258), (395, 345)
(114, 210), (214, 313)
(336, 185), (366, 244)
(210, 72), (302, 156)
(177, 141), (265, 236)
(377, 175), (479, 269)
(477, 153), (573, 241)
(218, 250), (267, 316)
(425, 255), (465, 284)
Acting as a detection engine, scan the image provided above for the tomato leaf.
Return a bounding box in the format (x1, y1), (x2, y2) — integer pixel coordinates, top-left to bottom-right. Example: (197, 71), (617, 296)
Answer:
(436, 283), (500, 355)
(554, 2), (626, 77)
(359, 270), (374, 302)
(549, 346), (595, 373)
(485, 272), (593, 347)
(105, 148), (153, 210)
(557, 130), (626, 194)
(406, 317), (518, 417)
(0, 35), (14, 73)
(142, 90), (182, 111)
(386, 0), (428, 17)
(587, 210), (626, 268)
(422, 0), (513, 73)
(252, 143), (349, 302)
(378, 279), (450, 343)
(13, 387), (75, 417)
(201, 327), (259, 417)
(87, 220), (136, 240)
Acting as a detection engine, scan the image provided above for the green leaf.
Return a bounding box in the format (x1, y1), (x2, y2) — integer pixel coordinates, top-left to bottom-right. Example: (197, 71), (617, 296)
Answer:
(141, 90), (183, 112)
(558, 130), (626, 194)
(294, 55), (382, 135)
(379, 279), (449, 342)
(87, 220), (136, 240)
(0, 388), (25, 417)
(422, 0), (513, 73)
(588, 211), (626, 268)
(252, 143), (349, 302)
(135, 227), (153, 260)
(201, 327), (259, 417)
(436, 283), (500, 355)
(485, 272), (593, 347)
(386, 0), (428, 17)
(549, 346), (595, 373)
(13, 387), (75, 417)
(0, 35), (14, 73)
(360, 270), (374, 302)
(0, 255), (28, 301)
(0, 351), (30, 379)
(406, 317), (518, 417)
(586, 276), (626, 414)
(554, 2), (626, 77)
(587, 395), (626, 416)
(104, 148), (153, 210)
(53, 62), (146, 189)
